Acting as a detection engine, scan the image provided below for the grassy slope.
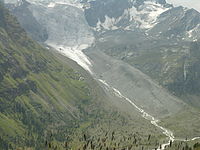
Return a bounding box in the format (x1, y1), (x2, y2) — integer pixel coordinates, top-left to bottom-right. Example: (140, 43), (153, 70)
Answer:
(0, 3), (97, 149)
(0, 4), (166, 150)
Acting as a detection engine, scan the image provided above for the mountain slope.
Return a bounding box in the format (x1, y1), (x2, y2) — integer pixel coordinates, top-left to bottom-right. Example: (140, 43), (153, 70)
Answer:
(83, 0), (200, 107)
(0, 3), (169, 150)
(0, 3), (96, 149)
(3, 0), (200, 148)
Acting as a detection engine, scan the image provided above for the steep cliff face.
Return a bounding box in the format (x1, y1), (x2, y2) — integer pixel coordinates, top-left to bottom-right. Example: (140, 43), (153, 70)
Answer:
(165, 41), (200, 106)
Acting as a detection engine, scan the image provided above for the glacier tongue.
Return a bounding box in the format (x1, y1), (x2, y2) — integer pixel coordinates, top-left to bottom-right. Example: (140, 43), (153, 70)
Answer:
(127, 1), (171, 29)
(48, 43), (94, 74)
(136, 1), (170, 29)
(26, 2), (95, 73)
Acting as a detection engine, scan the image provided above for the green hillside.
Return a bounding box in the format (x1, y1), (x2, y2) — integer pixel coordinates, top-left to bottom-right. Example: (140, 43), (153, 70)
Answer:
(0, 3), (98, 149)
(0, 3), (166, 150)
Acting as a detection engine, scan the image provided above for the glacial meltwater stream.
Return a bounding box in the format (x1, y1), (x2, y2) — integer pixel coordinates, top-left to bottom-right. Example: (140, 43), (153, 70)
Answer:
(98, 79), (200, 150)
(52, 42), (200, 149)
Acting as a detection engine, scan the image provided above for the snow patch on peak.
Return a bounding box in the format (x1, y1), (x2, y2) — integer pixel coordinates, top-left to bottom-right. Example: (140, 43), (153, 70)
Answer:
(186, 23), (200, 40)
(102, 16), (119, 30)
(47, 2), (56, 8)
(95, 16), (119, 31)
(130, 1), (170, 29)
(93, 0), (170, 31)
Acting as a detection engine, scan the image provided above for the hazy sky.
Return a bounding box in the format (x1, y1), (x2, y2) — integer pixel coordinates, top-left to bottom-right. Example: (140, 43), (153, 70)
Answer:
(167, 0), (200, 12)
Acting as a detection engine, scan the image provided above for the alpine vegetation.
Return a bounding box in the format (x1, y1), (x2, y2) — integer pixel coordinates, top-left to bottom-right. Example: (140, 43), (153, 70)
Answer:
(1, 0), (200, 149)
